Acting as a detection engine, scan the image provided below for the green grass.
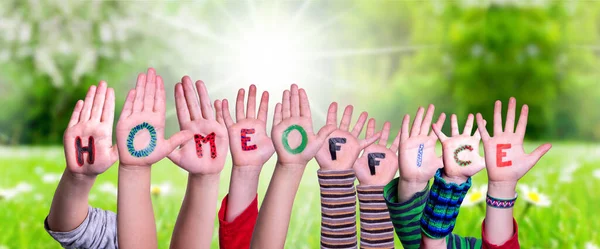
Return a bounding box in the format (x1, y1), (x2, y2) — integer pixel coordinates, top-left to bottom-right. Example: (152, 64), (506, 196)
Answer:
(0, 143), (599, 249)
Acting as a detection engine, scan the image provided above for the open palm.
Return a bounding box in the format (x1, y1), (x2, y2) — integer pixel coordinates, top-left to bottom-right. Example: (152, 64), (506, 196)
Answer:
(63, 82), (117, 176)
(167, 77), (228, 175)
(398, 105), (446, 183)
(354, 120), (399, 186)
(116, 68), (192, 167)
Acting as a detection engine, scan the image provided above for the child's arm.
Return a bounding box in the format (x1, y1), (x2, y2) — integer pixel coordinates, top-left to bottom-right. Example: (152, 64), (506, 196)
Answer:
(353, 120), (399, 249)
(115, 69), (192, 249)
(419, 113), (487, 248)
(314, 103), (379, 249)
(167, 77), (230, 249)
(46, 82), (119, 248)
(218, 85), (275, 249)
(250, 85), (335, 249)
(476, 98), (551, 248)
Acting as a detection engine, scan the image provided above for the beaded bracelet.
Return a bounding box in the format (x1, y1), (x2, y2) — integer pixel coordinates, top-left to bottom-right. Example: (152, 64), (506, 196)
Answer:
(486, 193), (518, 209)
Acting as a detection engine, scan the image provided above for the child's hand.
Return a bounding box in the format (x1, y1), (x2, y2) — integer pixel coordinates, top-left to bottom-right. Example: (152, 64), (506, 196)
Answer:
(315, 103), (379, 171)
(432, 114), (486, 183)
(398, 105), (446, 184)
(166, 76), (229, 175)
(271, 85), (336, 167)
(476, 97), (552, 185)
(221, 85), (274, 168)
(354, 120), (399, 186)
(116, 68), (192, 167)
(63, 82), (118, 176)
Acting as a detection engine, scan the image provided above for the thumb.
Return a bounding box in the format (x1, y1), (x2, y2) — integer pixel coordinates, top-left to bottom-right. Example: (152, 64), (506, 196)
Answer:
(165, 130), (194, 154)
(359, 132), (381, 149)
(167, 149), (182, 166)
(431, 123), (448, 141)
(316, 124), (337, 144)
(110, 145), (119, 164)
(526, 143), (552, 169)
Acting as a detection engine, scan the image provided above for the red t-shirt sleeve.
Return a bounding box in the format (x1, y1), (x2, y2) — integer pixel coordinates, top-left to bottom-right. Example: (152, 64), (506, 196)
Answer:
(218, 194), (259, 249)
(482, 218), (520, 249)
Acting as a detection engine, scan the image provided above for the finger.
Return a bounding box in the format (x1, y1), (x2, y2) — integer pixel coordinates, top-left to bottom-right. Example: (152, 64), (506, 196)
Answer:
(515, 104), (529, 138)
(290, 84), (300, 117)
(154, 75), (166, 115)
(410, 107), (424, 136)
(79, 85), (97, 122)
(132, 73), (146, 112)
(432, 123), (448, 142)
(420, 104), (435, 136)
(182, 76), (201, 120)
(451, 114), (459, 136)
(430, 113), (446, 139)
(350, 111), (368, 137)
(222, 99), (235, 128)
(90, 81), (107, 121)
(493, 100), (503, 135)
(119, 89), (136, 121)
(167, 149), (183, 166)
(400, 114), (410, 142)
(235, 88), (245, 121)
(273, 103), (282, 126)
(359, 131), (381, 150)
(282, 90), (291, 118)
(526, 143), (552, 169)
(299, 88), (312, 118)
(378, 121), (391, 146)
(257, 91), (269, 122)
(326, 102), (338, 126)
(174, 83), (191, 128)
(365, 118), (375, 139)
(464, 163), (486, 177)
(504, 97), (517, 133)
(196, 80), (214, 120)
(67, 100), (84, 128)
(101, 88), (115, 125)
(246, 84), (257, 119)
(110, 146), (119, 165)
(214, 99), (224, 125)
(390, 130), (401, 153)
(339, 105), (353, 131)
(165, 130), (194, 154)
(463, 113), (474, 136)
(143, 68), (156, 112)
(316, 124), (337, 144)
(476, 113), (491, 141)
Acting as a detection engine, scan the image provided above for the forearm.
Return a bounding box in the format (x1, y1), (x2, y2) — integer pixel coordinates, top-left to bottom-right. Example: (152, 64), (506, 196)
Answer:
(250, 162), (305, 249)
(117, 165), (157, 249)
(484, 181), (516, 245)
(383, 178), (429, 249)
(318, 169), (357, 249)
(226, 166), (261, 222)
(398, 180), (428, 203)
(47, 169), (96, 231)
(357, 184), (394, 249)
(171, 173), (221, 249)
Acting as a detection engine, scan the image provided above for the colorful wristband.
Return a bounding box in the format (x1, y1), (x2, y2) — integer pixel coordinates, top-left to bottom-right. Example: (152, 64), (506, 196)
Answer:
(486, 193), (517, 209)
(420, 169), (472, 239)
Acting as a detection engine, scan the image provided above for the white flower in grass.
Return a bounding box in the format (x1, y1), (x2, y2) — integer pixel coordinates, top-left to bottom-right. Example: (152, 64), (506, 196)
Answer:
(0, 244), (9, 249)
(151, 182), (172, 197)
(519, 185), (551, 207)
(0, 182), (33, 200)
(593, 169), (600, 180)
(42, 173), (62, 184)
(585, 242), (599, 249)
(98, 182), (118, 197)
(462, 185), (487, 207)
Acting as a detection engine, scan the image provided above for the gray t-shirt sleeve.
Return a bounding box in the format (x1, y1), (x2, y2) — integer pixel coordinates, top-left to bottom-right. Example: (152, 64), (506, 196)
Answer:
(45, 206), (118, 249)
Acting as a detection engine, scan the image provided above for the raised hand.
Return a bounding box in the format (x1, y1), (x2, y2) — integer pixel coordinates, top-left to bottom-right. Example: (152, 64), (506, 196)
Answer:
(167, 76), (229, 174)
(64, 82), (118, 176)
(271, 84), (336, 166)
(116, 68), (192, 167)
(354, 120), (399, 186)
(398, 105), (446, 184)
(476, 97), (552, 185)
(432, 113), (486, 183)
(222, 85), (274, 168)
(315, 103), (379, 171)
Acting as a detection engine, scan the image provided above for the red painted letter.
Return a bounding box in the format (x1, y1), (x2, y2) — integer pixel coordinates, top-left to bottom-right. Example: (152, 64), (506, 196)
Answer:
(195, 133), (217, 159)
(241, 128), (257, 151)
(496, 144), (512, 167)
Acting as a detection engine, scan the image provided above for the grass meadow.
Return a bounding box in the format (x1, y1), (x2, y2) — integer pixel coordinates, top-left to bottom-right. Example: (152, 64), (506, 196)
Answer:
(1, 143), (599, 249)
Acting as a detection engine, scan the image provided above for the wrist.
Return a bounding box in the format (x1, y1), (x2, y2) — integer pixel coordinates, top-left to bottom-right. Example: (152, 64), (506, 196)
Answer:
(119, 163), (152, 173)
(442, 174), (469, 184)
(487, 181), (517, 199)
(65, 170), (98, 183)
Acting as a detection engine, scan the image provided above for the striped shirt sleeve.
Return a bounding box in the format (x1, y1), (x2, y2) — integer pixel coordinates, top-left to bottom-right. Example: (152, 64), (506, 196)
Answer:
(318, 169), (358, 249)
(357, 185), (395, 249)
(383, 178), (429, 249)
